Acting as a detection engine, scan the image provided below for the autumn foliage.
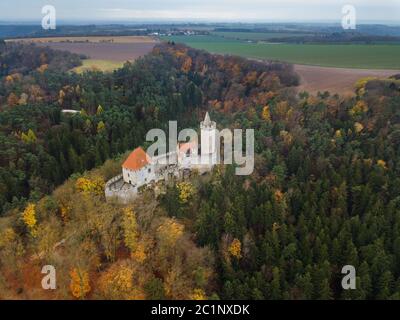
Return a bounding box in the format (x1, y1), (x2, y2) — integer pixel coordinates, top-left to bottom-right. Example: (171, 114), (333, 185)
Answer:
(70, 268), (91, 299)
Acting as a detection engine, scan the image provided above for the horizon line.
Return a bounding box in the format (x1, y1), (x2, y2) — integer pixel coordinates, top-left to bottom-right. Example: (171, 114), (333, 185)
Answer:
(1, 19), (400, 26)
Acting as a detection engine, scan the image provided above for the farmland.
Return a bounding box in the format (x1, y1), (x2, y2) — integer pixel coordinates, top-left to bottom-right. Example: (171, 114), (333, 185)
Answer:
(212, 31), (311, 41)
(294, 64), (398, 95)
(7, 36), (158, 72)
(6, 36), (157, 44)
(163, 35), (400, 69)
(72, 59), (125, 73)
(34, 41), (156, 62)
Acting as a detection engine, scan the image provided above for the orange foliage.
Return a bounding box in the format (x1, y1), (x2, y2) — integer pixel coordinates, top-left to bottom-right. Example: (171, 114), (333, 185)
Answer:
(181, 57), (192, 73)
(274, 190), (285, 203)
(69, 268), (91, 299)
(7, 93), (19, 107)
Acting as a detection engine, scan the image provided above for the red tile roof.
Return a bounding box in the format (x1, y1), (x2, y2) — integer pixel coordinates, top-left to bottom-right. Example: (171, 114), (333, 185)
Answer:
(179, 141), (198, 154)
(122, 147), (150, 171)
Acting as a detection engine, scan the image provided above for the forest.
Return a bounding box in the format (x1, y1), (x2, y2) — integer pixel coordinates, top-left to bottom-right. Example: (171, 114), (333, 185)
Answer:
(0, 40), (400, 299)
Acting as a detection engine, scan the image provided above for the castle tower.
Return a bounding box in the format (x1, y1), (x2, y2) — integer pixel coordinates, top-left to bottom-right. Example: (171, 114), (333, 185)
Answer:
(200, 112), (218, 166)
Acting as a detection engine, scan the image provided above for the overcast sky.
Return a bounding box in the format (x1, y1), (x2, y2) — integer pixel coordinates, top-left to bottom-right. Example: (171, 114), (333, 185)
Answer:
(0, 0), (399, 23)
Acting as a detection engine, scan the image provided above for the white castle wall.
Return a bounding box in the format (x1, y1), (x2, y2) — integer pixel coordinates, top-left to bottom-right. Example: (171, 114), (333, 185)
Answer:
(106, 113), (218, 203)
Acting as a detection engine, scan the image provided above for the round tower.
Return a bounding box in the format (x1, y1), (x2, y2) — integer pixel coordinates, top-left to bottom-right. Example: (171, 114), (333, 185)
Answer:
(200, 112), (218, 166)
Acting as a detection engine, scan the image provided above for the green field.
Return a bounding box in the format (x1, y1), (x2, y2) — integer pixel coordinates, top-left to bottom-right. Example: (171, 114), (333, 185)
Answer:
(162, 35), (400, 69)
(212, 31), (311, 41)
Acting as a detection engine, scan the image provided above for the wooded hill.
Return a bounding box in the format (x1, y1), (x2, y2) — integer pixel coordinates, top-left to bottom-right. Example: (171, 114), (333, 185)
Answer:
(1, 41), (400, 299)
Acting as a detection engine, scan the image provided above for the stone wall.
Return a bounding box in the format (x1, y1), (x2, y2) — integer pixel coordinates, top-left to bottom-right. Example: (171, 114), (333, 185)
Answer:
(105, 174), (138, 204)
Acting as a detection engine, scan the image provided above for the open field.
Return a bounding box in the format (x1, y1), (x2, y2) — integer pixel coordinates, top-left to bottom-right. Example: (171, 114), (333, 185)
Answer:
(72, 59), (125, 73)
(212, 31), (311, 41)
(294, 65), (399, 95)
(162, 35), (400, 69)
(7, 36), (158, 71)
(163, 35), (400, 94)
(34, 42), (156, 62)
(6, 36), (157, 43)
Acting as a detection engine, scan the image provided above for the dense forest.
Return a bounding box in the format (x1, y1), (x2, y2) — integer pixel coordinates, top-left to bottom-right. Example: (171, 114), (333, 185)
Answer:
(1, 40), (400, 299)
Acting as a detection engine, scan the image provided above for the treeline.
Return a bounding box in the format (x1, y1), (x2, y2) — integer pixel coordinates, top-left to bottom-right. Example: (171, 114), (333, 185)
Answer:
(268, 32), (400, 44)
(0, 41), (81, 77)
(0, 41), (82, 107)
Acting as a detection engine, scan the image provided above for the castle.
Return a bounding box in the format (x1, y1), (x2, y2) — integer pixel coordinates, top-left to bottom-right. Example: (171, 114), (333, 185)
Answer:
(105, 113), (218, 203)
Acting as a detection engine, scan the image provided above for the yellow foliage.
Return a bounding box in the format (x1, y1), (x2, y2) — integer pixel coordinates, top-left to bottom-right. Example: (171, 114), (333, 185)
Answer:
(272, 222), (281, 233)
(97, 121), (106, 133)
(276, 101), (289, 119)
(335, 130), (343, 138)
(97, 105), (104, 114)
(228, 238), (242, 259)
(306, 95), (319, 106)
(37, 64), (48, 73)
(122, 207), (139, 253)
(58, 89), (65, 105)
(164, 269), (179, 298)
(189, 289), (207, 300)
(5, 75), (14, 83)
(70, 268), (91, 299)
(75, 176), (105, 196)
(354, 77), (376, 95)
(279, 130), (293, 146)
(177, 182), (195, 204)
(5, 73), (22, 84)
(377, 160), (387, 169)
(354, 122), (364, 133)
(349, 100), (368, 116)
(157, 219), (184, 246)
(0, 228), (16, 247)
(98, 263), (134, 299)
(261, 105), (271, 122)
(21, 129), (37, 144)
(22, 203), (37, 237)
(60, 204), (70, 222)
(364, 159), (373, 167)
(132, 242), (147, 263)
(18, 93), (28, 105)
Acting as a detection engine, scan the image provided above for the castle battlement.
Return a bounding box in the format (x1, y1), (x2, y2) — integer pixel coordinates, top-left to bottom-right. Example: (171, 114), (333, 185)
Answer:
(105, 113), (217, 202)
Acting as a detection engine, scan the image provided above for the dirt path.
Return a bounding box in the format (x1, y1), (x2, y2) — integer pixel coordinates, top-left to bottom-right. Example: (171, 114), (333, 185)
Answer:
(294, 64), (400, 96)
